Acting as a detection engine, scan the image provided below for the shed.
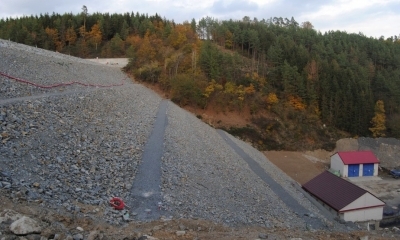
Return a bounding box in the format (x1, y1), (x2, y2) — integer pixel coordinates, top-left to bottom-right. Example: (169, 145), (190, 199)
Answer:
(330, 151), (379, 177)
(303, 171), (384, 222)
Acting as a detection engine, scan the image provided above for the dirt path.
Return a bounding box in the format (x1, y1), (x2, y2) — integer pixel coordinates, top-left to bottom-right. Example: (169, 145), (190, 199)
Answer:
(87, 58), (129, 68)
(263, 150), (330, 185)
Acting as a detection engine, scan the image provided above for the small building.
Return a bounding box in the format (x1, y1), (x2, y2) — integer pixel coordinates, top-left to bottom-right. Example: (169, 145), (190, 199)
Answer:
(330, 151), (379, 177)
(303, 171), (385, 222)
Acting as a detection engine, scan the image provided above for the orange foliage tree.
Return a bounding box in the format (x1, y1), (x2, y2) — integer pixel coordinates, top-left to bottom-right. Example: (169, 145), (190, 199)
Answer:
(288, 95), (306, 110)
(65, 27), (77, 47)
(45, 27), (62, 51)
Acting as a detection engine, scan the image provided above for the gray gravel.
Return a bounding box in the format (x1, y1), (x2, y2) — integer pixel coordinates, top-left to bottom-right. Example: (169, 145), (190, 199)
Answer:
(161, 103), (351, 231)
(1, 39), (352, 232)
(0, 39), (126, 100)
(1, 39), (160, 225)
(216, 129), (331, 230)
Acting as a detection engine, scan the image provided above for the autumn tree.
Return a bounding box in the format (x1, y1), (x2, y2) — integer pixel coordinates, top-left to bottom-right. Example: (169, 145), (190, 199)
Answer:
(265, 93), (279, 109)
(369, 100), (386, 137)
(45, 27), (62, 51)
(288, 95), (306, 111)
(87, 22), (102, 50)
(65, 27), (77, 47)
(203, 79), (223, 107)
(136, 33), (156, 64)
(168, 24), (188, 49)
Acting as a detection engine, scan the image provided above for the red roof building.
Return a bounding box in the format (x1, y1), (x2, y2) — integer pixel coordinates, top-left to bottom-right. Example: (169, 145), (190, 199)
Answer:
(337, 151), (380, 165)
(331, 151), (380, 177)
(303, 171), (385, 222)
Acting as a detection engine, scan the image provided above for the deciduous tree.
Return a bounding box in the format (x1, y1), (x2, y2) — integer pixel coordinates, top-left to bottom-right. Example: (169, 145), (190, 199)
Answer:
(369, 100), (386, 137)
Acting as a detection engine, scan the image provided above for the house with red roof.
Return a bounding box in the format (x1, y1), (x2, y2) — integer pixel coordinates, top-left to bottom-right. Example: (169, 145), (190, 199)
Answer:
(303, 171), (385, 222)
(330, 151), (380, 177)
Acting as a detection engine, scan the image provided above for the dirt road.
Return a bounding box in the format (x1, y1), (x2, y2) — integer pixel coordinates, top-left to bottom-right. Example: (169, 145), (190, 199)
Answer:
(264, 150), (331, 185)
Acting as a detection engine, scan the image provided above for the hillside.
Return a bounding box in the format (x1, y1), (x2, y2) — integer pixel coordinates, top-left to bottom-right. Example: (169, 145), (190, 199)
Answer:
(2, 13), (400, 152)
(2, 40), (391, 239)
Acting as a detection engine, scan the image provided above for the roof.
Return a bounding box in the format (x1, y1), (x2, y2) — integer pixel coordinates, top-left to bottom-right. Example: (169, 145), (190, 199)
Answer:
(302, 171), (372, 211)
(337, 151), (379, 165)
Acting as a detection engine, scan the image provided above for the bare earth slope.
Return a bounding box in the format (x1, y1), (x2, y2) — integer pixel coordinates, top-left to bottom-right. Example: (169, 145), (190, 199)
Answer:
(0, 39), (393, 239)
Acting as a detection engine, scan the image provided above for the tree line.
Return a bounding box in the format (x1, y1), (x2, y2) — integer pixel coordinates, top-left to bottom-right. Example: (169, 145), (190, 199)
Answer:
(1, 10), (399, 149)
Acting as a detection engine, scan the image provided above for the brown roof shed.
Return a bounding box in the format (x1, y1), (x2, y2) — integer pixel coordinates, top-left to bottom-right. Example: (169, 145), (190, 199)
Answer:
(302, 171), (382, 211)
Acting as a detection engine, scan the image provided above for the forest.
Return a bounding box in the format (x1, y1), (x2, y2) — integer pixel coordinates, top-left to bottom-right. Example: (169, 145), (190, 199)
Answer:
(1, 9), (400, 150)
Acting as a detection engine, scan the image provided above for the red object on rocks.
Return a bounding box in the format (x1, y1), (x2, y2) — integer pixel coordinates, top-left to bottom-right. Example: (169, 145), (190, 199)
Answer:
(109, 197), (125, 210)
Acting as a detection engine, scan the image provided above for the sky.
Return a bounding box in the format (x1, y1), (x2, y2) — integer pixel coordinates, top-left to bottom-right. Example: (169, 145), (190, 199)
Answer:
(1, 0), (400, 39)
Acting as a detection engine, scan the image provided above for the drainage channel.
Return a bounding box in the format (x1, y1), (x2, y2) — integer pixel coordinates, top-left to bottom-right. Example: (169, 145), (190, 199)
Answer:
(217, 129), (329, 230)
(128, 99), (168, 221)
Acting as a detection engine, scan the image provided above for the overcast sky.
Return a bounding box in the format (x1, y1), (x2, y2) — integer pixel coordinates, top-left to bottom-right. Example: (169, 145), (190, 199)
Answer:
(1, 0), (400, 39)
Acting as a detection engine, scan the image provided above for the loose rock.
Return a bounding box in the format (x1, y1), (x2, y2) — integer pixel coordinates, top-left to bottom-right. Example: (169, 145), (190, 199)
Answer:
(9, 216), (42, 235)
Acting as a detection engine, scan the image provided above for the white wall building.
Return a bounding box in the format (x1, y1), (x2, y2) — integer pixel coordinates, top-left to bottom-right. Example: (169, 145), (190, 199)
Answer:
(330, 151), (379, 177)
(303, 171), (385, 222)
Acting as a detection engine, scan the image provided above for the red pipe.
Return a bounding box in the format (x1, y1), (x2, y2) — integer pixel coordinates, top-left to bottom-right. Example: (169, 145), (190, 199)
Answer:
(0, 71), (126, 89)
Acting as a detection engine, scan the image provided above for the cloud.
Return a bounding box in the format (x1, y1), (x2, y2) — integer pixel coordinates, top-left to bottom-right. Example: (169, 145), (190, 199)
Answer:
(211, 0), (259, 13)
(299, 0), (400, 37)
(304, 0), (398, 20)
(1, 0), (399, 38)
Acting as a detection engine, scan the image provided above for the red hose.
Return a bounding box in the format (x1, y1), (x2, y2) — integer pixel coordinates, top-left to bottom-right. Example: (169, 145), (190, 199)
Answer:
(109, 197), (125, 210)
(0, 71), (126, 89)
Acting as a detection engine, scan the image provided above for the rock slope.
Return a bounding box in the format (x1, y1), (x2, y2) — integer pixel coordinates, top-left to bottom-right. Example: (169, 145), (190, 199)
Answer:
(0, 39), (357, 239)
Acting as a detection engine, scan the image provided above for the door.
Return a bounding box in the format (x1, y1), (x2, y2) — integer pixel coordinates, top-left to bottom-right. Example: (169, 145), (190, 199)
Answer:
(348, 164), (360, 177)
(363, 164), (374, 176)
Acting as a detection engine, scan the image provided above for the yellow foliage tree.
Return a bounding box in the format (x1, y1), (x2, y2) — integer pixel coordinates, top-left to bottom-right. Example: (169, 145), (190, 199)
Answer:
(87, 23), (102, 50)
(264, 93), (278, 110)
(224, 82), (236, 94)
(168, 24), (188, 49)
(236, 85), (245, 102)
(204, 79), (223, 98)
(265, 93), (278, 105)
(136, 33), (156, 65)
(369, 100), (386, 137)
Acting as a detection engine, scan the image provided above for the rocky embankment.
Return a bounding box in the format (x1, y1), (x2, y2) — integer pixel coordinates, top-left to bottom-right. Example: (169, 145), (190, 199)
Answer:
(0, 39), (395, 239)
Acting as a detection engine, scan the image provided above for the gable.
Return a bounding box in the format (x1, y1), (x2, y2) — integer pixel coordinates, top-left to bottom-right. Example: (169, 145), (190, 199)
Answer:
(338, 151), (379, 165)
(341, 192), (385, 212)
